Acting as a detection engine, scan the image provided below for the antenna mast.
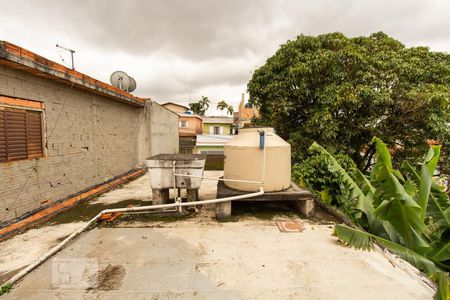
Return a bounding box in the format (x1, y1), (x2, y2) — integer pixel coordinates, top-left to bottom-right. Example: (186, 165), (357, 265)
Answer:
(56, 44), (76, 70)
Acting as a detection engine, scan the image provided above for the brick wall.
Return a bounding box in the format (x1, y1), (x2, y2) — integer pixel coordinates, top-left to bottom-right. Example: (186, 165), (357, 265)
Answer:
(0, 65), (177, 224)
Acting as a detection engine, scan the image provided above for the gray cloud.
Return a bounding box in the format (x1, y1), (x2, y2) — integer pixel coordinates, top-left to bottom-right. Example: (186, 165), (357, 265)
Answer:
(0, 0), (449, 107)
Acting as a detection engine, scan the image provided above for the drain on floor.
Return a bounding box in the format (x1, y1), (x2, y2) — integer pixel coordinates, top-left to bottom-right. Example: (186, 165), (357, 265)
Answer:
(275, 220), (304, 233)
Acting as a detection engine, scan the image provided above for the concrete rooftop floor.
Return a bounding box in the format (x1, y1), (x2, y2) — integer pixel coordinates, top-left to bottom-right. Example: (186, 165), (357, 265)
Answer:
(0, 171), (436, 299)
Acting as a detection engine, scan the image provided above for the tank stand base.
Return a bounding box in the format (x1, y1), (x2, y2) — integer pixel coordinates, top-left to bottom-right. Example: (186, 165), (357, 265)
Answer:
(187, 189), (199, 202)
(152, 189), (170, 205)
(293, 199), (315, 217)
(152, 188), (200, 205)
(215, 179), (315, 220)
(216, 201), (232, 220)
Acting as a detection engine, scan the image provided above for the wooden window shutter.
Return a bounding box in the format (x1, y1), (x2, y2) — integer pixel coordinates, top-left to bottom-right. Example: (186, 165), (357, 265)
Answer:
(0, 108), (43, 162)
(26, 111), (43, 158)
(5, 109), (28, 161)
(0, 110), (6, 162)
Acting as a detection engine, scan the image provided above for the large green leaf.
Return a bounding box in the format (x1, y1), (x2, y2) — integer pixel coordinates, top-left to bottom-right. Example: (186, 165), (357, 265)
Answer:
(433, 272), (449, 300)
(355, 169), (375, 195)
(368, 138), (429, 252)
(403, 160), (450, 243)
(334, 224), (438, 273)
(375, 173), (429, 253)
(309, 143), (380, 231)
(418, 146), (441, 220)
(370, 137), (405, 183)
(426, 192), (450, 243)
(430, 241), (450, 262)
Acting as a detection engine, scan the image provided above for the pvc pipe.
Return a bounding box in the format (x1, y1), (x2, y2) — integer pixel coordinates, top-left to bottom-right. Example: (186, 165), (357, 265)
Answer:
(259, 130), (265, 149)
(2, 134), (269, 289)
(1, 212), (102, 288)
(1, 187), (264, 289)
(173, 173), (263, 184)
(261, 134), (266, 185)
(102, 187), (264, 214)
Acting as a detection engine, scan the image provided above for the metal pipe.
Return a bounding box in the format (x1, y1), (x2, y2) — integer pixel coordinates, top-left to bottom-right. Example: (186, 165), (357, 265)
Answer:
(1, 187), (264, 289)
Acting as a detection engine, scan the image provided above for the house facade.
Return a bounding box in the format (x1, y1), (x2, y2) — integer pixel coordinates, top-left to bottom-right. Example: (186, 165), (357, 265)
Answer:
(195, 116), (236, 169)
(203, 116), (235, 135)
(161, 102), (203, 153)
(195, 134), (234, 154)
(0, 41), (178, 226)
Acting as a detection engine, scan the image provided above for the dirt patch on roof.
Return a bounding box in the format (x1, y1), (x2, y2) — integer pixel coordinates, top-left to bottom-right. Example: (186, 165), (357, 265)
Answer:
(97, 264), (126, 290)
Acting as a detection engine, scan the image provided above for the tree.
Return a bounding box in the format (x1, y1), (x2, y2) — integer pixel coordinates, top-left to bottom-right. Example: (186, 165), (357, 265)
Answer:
(217, 100), (234, 116)
(247, 32), (450, 172)
(226, 105), (234, 116)
(217, 100), (228, 116)
(189, 96), (210, 116)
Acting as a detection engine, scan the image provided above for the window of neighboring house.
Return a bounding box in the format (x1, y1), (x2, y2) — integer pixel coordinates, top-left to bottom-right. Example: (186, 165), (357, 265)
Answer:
(180, 120), (188, 128)
(213, 126), (221, 135)
(0, 105), (44, 163)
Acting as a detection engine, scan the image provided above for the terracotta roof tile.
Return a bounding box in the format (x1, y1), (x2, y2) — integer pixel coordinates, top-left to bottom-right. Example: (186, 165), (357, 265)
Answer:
(0, 41), (146, 107)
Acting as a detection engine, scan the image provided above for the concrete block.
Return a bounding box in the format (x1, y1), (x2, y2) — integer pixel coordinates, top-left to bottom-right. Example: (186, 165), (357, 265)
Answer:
(216, 201), (231, 220)
(295, 198), (315, 217)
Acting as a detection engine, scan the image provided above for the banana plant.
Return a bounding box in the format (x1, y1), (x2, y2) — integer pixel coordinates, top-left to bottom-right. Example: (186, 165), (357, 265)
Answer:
(309, 138), (450, 299)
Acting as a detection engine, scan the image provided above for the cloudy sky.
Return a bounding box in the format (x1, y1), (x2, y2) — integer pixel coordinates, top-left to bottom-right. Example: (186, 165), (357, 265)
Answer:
(1, 0), (449, 112)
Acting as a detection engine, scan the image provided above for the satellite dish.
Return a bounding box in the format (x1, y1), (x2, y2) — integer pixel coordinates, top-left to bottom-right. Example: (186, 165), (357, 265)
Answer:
(128, 77), (137, 93)
(110, 71), (130, 90)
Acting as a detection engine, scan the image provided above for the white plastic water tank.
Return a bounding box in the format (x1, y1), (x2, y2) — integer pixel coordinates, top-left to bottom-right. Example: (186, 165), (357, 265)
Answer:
(223, 127), (291, 192)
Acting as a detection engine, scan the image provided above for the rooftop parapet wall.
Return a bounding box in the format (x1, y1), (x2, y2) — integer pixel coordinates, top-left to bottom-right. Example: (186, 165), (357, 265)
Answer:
(0, 41), (145, 107)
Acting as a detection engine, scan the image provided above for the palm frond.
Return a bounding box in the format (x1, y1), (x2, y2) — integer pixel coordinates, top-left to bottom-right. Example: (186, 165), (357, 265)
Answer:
(418, 146), (441, 219)
(334, 224), (438, 274)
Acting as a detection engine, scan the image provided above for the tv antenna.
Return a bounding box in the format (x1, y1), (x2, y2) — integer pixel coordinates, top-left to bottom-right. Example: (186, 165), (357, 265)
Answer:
(128, 77), (137, 93)
(56, 44), (76, 70)
(110, 71), (137, 92)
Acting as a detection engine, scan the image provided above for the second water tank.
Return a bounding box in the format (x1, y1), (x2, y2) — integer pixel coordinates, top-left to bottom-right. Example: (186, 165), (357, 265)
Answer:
(223, 127), (291, 192)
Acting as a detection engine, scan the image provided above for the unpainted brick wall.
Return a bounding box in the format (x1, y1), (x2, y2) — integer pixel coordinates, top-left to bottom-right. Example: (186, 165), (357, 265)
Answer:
(0, 65), (177, 224)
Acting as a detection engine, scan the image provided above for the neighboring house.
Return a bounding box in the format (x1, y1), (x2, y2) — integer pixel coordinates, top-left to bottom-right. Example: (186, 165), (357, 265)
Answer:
(178, 114), (203, 136)
(161, 102), (189, 114)
(197, 116), (236, 170)
(195, 134), (234, 155)
(195, 134), (234, 170)
(203, 116), (235, 135)
(234, 93), (259, 128)
(161, 102), (203, 153)
(0, 41), (179, 226)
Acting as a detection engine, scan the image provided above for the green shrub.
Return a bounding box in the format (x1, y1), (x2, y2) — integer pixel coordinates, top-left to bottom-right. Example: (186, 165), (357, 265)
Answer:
(0, 283), (13, 296)
(292, 152), (359, 218)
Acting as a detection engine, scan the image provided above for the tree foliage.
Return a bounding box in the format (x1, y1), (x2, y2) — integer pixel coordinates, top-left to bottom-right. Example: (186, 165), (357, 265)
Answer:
(217, 100), (234, 116)
(248, 32), (450, 171)
(189, 96), (210, 116)
(292, 152), (359, 218)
